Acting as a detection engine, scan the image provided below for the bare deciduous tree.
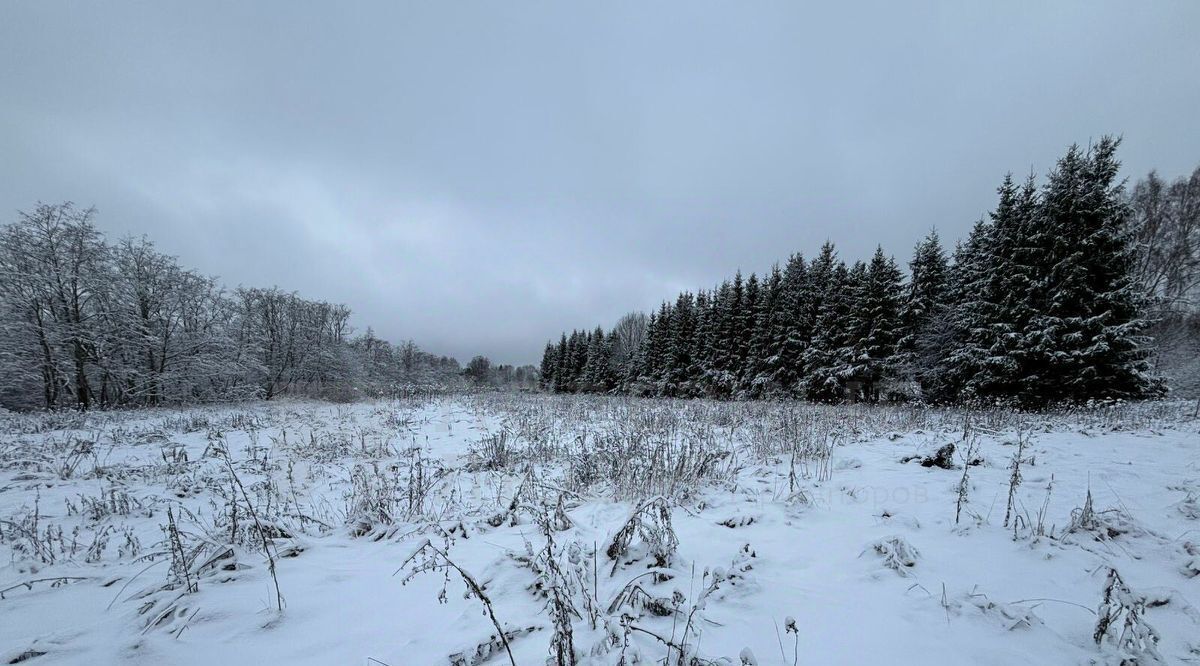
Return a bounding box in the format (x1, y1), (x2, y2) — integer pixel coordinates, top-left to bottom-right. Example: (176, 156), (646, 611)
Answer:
(1129, 167), (1200, 310)
(0, 202), (463, 410)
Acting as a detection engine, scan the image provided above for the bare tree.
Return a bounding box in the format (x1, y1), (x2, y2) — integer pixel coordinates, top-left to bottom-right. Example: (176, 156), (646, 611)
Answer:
(0, 202), (458, 410)
(1129, 167), (1200, 310)
(0, 203), (109, 409)
(610, 311), (648, 368)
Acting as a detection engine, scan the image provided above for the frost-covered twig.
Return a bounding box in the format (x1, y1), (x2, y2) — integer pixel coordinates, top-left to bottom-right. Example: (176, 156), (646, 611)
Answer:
(395, 539), (518, 666)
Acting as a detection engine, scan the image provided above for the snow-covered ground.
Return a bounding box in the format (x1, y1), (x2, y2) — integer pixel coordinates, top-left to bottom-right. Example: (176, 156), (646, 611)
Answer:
(0, 395), (1197, 665)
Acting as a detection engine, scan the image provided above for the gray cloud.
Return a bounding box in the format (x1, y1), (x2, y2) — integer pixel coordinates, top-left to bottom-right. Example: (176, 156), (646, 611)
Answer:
(3, 1), (1198, 364)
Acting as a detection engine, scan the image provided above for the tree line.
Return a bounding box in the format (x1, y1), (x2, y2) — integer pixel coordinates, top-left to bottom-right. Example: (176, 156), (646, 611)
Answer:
(0, 204), (463, 411)
(462, 355), (539, 390)
(541, 138), (1200, 406)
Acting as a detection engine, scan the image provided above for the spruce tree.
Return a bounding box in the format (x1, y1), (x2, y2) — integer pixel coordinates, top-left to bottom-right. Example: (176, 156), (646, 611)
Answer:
(803, 259), (854, 402)
(898, 230), (950, 392)
(933, 219), (994, 403)
(554, 333), (570, 392)
(692, 290), (716, 395)
(774, 253), (810, 394)
(581, 325), (613, 392)
(953, 175), (1030, 401)
(747, 265), (784, 396)
(846, 247), (905, 401)
(576, 330), (591, 381)
(641, 302), (673, 393)
(667, 292), (697, 396)
(792, 244), (838, 396)
(972, 174), (1041, 399)
(539, 341), (557, 391)
(560, 331), (578, 392)
(903, 230), (950, 330)
(707, 279), (737, 396)
(737, 273), (760, 394)
(724, 272), (746, 395)
(1020, 138), (1158, 403)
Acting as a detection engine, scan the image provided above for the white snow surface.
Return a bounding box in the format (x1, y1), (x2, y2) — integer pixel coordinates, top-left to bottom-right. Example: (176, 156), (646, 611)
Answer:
(0, 395), (1197, 665)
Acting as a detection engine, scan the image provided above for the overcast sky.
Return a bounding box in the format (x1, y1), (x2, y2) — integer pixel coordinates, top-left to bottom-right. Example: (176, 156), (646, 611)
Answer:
(2, 2), (1198, 365)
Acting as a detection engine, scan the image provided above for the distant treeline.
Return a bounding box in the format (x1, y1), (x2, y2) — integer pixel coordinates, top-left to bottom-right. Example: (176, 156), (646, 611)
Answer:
(0, 205), (464, 411)
(541, 137), (1200, 407)
(462, 354), (539, 389)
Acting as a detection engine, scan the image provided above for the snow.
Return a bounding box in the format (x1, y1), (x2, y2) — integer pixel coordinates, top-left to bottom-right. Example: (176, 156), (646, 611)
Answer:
(0, 396), (1197, 665)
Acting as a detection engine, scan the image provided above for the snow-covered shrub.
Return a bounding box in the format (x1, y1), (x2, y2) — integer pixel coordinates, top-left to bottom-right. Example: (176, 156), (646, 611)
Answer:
(605, 497), (679, 575)
(1068, 487), (1148, 542)
(1094, 568), (1162, 663)
(868, 535), (919, 576)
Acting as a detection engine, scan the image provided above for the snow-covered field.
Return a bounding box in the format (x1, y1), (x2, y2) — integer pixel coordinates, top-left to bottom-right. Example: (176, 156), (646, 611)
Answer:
(0, 395), (1197, 665)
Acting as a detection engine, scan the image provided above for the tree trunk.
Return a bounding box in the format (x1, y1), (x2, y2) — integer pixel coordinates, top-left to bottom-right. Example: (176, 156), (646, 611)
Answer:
(73, 339), (90, 410)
